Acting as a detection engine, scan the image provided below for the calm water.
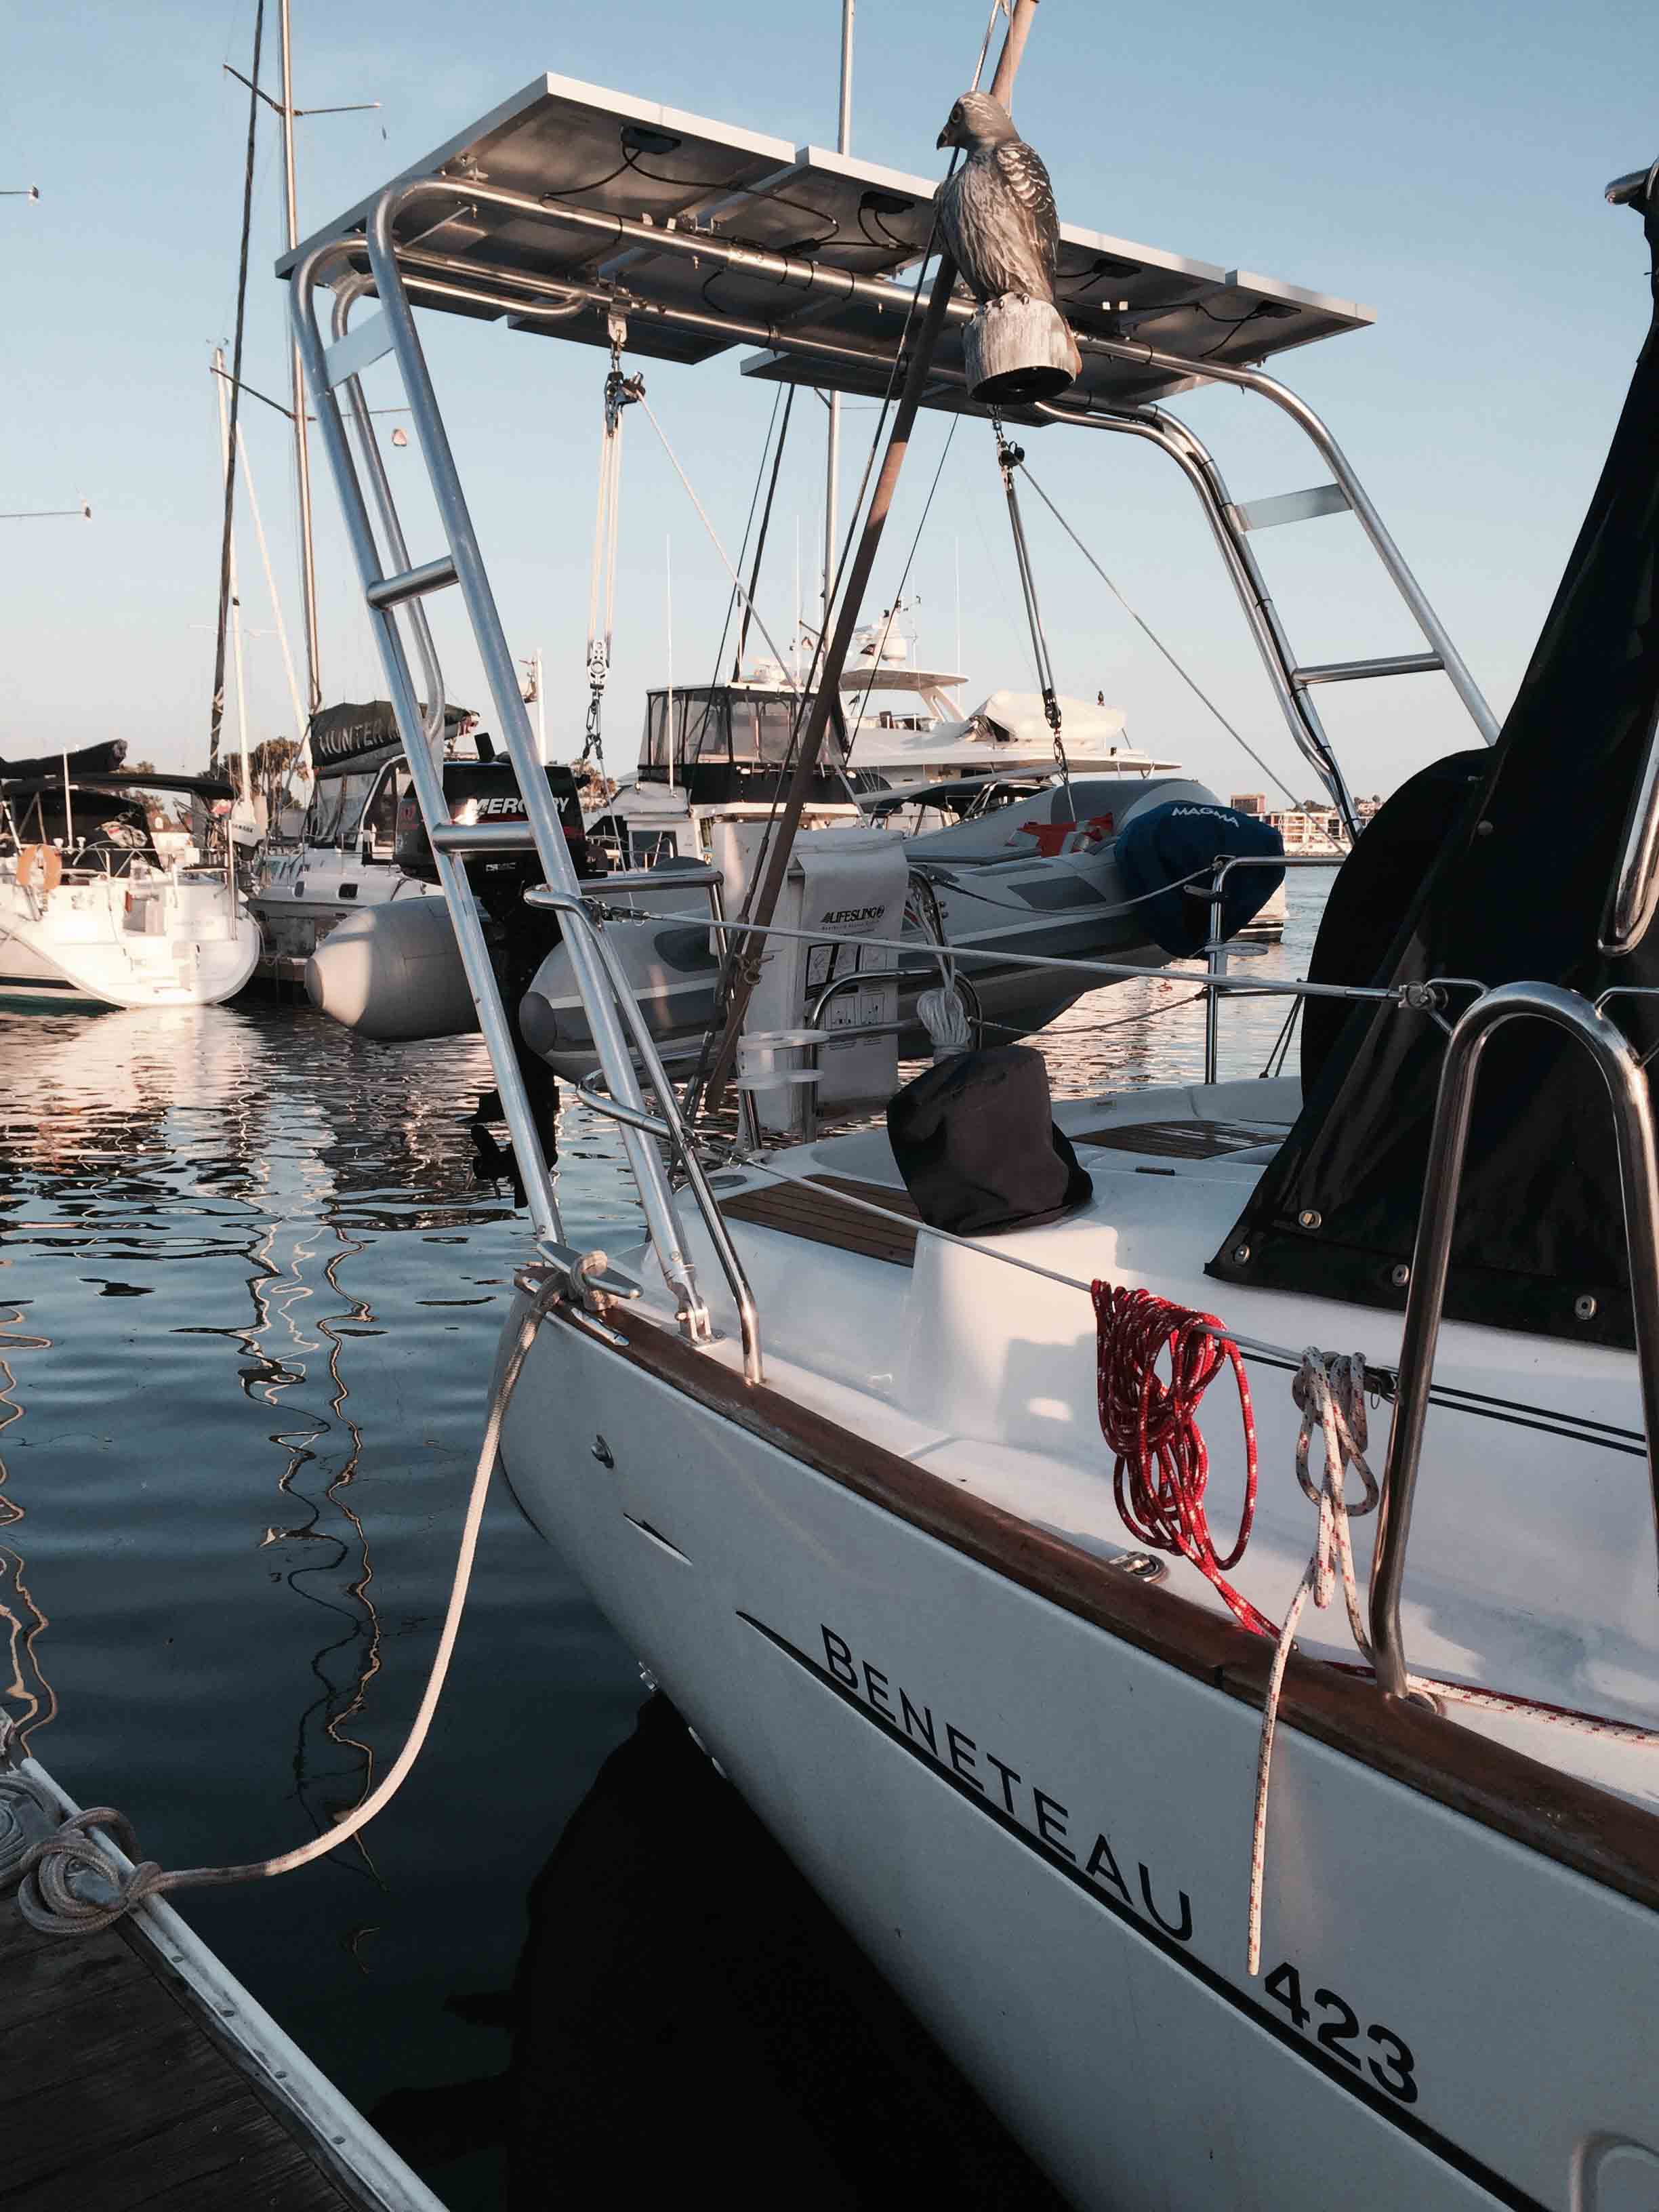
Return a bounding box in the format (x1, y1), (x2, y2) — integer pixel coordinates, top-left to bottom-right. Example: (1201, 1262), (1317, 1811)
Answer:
(0, 880), (1324, 2203)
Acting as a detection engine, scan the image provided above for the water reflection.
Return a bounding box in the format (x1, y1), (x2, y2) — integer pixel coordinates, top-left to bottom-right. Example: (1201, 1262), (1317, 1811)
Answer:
(0, 1301), (54, 1746)
(370, 1695), (1067, 2210)
(0, 882), (1328, 2207)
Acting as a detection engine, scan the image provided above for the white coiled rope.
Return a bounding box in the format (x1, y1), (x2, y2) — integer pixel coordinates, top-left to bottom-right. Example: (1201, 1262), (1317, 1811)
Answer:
(13, 1275), (562, 1937)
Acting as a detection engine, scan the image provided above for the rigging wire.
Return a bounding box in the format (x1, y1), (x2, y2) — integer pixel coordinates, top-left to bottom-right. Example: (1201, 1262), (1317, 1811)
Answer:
(637, 396), (803, 687)
(842, 416), (960, 764)
(705, 386), (784, 701)
(209, 0), (266, 775)
(991, 419), (1073, 808)
(733, 385), (796, 677)
(1014, 460), (1347, 842)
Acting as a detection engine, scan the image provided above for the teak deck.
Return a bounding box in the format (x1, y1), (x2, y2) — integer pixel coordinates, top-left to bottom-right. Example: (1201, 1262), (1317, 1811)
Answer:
(719, 1174), (922, 1267)
(1, 1898), (360, 2212)
(716, 1125), (1290, 1268)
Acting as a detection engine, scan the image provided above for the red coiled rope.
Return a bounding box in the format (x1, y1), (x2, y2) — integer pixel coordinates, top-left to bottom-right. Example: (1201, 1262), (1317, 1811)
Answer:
(1092, 1282), (1275, 1637)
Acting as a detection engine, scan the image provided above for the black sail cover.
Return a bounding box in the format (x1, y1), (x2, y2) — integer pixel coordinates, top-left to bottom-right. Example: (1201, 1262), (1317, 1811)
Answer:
(1208, 186), (1659, 1350)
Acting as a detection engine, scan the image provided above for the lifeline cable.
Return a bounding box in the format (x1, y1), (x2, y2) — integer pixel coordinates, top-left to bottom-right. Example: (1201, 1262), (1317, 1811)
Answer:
(14, 1273), (564, 1936)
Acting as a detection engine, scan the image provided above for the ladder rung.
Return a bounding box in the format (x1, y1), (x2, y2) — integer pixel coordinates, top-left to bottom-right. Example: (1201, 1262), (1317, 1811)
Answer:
(1231, 483), (1349, 533)
(430, 821), (539, 854)
(365, 553), (459, 610)
(323, 309), (394, 390)
(1293, 651), (1444, 687)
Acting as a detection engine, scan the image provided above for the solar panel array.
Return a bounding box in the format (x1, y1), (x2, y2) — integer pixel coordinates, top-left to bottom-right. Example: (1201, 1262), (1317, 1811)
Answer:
(283, 72), (1372, 414)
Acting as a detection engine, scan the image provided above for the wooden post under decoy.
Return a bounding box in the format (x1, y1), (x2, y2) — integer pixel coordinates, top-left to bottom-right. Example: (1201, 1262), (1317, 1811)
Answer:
(963, 291), (1080, 405)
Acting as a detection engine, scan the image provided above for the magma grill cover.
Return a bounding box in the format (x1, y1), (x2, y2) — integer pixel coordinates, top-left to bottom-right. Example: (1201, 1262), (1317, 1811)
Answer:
(1208, 188), (1659, 1350)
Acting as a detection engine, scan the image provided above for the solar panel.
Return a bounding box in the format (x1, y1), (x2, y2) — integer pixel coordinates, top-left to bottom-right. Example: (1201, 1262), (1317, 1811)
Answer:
(281, 71), (1374, 406)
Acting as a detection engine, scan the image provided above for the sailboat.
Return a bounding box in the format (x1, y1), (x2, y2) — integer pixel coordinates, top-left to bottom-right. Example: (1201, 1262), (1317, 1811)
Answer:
(0, 743), (260, 1008)
(280, 26), (1659, 2203)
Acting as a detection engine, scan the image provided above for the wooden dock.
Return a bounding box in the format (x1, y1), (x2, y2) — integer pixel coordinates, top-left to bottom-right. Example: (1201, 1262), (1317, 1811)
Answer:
(3, 1897), (365, 2211)
(0, 1753), (443, 2212)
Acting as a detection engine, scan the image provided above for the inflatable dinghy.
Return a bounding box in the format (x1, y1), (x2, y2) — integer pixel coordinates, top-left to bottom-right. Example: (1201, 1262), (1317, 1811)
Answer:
(520, 778), (1283, 1076)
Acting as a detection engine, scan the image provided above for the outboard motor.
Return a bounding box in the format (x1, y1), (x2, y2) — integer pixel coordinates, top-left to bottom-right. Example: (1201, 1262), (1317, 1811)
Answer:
(307, 758), (600, 1044)
(394, 756), (598, 895)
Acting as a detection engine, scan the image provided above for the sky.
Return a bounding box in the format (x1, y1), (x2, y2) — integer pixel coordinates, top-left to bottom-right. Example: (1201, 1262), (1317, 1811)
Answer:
(2, 0), (1654, 807)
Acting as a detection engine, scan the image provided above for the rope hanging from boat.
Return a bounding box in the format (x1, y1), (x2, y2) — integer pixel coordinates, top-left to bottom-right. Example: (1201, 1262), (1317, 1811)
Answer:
(582, 327), (644, 783)
(992, 418), (1072, 807)
(1092, 1283), (1273, 1636)
(1246, 1351), (1378, 1972)
(10, 1271), (565, 1936)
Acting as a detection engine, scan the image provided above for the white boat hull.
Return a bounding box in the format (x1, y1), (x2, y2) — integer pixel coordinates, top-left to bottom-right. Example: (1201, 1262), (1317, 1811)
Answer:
(0, 874), (260, 1008)
(249, 848), (438, 985)
(500, 1298), (1659, 2211)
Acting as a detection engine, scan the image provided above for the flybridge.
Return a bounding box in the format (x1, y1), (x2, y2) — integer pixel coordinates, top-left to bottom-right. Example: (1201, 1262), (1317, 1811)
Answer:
(276, 70), (1373, 417)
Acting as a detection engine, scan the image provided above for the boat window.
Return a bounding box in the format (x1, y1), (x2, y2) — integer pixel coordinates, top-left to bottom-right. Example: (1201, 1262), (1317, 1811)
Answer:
(682, 694), (727, 766)
(361, 767), (401, 861)
(644, 691), (729, 769)
(754, 699), (796, 763)
(630, 830), (678, 868)
(643, 695), (669, 769)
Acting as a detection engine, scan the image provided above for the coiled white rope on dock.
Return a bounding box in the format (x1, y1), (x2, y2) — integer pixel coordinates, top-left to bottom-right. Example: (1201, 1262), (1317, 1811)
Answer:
(12, 1275), (561, 1937)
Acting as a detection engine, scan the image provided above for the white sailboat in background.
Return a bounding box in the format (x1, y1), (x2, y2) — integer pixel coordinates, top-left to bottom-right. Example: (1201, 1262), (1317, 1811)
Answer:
(0, 744), (260, 1008)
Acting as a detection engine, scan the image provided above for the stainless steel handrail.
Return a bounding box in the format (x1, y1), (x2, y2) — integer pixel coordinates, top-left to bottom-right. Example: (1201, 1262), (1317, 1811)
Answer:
(1202, 853), (1347, 1084)
(357, 184), (717, 1348)
(545, 891), (761, 1384)
(1368, 982), (1659, 1697)
(291, 238), (569, 1249)
(1601, 699), (1659, 957)
(293, 190), (726, 1351)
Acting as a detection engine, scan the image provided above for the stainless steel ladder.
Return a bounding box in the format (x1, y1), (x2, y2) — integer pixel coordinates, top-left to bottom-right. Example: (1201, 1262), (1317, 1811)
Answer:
(1037, 356), (1500, 840)
(289, 197), (734, 1359)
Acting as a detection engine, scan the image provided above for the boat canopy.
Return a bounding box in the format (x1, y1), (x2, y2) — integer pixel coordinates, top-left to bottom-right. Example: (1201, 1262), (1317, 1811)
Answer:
(640, 686), (850, 777)
(0, 739), (128, 784)
(276, 72), (1372, 421)
(307, 699), (470, 779)
(1208, 190), (1659, 1350)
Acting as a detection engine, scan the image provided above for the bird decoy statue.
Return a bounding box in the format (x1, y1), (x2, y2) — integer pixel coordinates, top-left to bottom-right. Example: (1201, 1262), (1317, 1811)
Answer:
(935, 91), (1082, 405)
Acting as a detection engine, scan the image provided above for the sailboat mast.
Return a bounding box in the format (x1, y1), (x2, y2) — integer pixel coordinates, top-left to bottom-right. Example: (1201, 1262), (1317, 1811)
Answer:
(279, 0), (321, 718)
(822, 0), (853, 626)
(213, 350), (254, 813)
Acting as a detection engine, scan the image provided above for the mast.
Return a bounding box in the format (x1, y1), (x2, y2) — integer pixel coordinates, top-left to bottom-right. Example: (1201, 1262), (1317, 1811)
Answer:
(822, 0), (853, 625)
(279, 0), (322, 718)
(213, 350), (255, 817)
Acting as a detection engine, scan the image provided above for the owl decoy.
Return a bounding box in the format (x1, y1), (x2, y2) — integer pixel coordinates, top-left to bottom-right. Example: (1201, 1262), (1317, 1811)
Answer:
(935, 91), (1062, 308)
